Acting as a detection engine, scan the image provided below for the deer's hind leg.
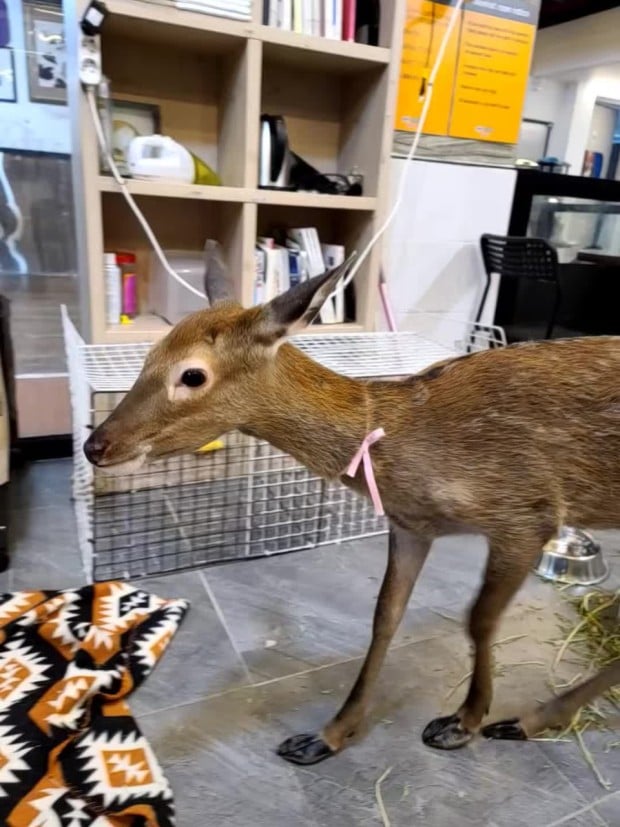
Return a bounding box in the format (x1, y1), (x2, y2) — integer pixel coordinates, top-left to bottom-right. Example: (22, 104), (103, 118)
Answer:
(423, 529), (547, 750)
(483, 661), (620, 741)
(277, 524), (431, 765)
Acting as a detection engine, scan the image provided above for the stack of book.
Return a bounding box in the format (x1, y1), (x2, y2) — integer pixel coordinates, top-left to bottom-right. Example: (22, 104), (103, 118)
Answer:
(174, 0), (251, 20)
(255, 228), (347, 323)
(262, 0), (360, 41)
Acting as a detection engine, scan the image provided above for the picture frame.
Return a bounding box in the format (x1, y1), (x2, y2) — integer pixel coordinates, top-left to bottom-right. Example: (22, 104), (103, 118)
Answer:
(108, 100), (162, 175)
(0, 48), (16, 103)
(23, 2), (67, 104)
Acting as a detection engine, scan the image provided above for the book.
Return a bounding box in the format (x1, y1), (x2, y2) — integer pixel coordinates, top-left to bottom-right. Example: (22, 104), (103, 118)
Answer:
(175, 0), (251, 19)
(311, 0), (321, 35)
(286, 239), (310, 285)
(321, 243), (345, 322)
(301, 0), (313, 34)
(288, 228), (325, 277)
(257, 237), (290, 300)
(279, 0), (293, 30)
(342, 0), (355, 40)
(254, 247), (266, 305)
(175, 2), (251, 19)
(323, 0), (342, 39)
(292, 0), (303, 32)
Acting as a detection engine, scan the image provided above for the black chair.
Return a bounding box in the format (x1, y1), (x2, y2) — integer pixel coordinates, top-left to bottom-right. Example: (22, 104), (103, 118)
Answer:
(476, 234), (566, 344)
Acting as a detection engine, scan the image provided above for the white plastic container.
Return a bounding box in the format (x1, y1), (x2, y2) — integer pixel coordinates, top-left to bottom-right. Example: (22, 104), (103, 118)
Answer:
(148, 250), (208, 324)
(103, 253), (122, 325)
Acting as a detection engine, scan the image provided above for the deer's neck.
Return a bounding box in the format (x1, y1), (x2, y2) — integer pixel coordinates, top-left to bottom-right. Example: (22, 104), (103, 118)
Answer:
(244, 344), (372, 479)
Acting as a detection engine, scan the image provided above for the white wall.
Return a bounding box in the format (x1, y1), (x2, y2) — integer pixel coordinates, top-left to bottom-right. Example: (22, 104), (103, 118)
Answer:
(560, 66), (620, 172)
(382, 160), (516, 345)
(522, 77), (565, 125)
(588, 104), (616, 158)
(520, 76), (569, 160)
(0, 2), (71, 153)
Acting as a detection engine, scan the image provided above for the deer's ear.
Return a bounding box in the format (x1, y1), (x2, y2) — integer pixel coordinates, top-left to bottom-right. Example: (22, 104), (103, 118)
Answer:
(256, 253), (356, 343)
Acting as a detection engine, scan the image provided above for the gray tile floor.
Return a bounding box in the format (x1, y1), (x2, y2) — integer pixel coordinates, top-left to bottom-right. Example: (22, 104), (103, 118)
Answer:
(3, 459), (619, 826)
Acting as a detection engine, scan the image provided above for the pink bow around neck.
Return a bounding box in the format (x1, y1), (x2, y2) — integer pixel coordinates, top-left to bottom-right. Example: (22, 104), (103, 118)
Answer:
(346, 428), (386, 517)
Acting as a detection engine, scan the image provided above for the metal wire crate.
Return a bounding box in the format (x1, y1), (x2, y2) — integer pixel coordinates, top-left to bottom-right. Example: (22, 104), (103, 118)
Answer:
(62, 307), (505, 582)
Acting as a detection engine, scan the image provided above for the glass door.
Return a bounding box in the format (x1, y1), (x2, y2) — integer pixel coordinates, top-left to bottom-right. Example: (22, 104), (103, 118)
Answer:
(0, 1), (78, 439)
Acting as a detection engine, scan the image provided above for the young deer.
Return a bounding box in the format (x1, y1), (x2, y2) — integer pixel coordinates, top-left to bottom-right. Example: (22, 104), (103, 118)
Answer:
(84, 246), (620, 765)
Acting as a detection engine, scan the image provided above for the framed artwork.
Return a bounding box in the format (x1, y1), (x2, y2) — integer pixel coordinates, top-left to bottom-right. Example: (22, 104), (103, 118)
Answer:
(0, 48), (16, 103)
(109, 100), (161, 175)
(23, 2), (67, 104)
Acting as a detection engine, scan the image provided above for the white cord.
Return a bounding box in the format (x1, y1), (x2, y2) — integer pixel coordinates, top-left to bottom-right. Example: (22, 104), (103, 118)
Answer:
(86, 86), (207, 301)
(332, 0), (465, 298)
(86, 0), (463, 307)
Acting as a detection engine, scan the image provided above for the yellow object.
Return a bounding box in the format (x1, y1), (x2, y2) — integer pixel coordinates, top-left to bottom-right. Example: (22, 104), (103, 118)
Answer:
(120, 314), (132, 325)
(196, 439), (225, 453)
(191, 152), (221, 186)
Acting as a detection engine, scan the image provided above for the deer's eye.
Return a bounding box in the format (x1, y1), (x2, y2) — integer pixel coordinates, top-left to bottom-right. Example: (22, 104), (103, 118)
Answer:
(180, 369), (207, 388)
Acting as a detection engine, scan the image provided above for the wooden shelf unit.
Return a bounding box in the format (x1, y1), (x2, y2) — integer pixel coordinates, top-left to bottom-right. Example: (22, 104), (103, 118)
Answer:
(67, 0), (406, 343)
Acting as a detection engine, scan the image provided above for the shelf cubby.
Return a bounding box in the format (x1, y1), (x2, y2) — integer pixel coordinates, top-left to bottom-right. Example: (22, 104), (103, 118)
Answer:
(102, 31), (253, 188)
(256, 203), (380, 328)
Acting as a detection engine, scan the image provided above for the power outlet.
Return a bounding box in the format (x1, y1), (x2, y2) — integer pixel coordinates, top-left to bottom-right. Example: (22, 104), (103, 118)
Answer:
(79, 34), (102, 87)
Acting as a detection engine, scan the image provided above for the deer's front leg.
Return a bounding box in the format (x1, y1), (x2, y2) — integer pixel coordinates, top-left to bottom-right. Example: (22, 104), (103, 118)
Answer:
(277, 524), (431, 765)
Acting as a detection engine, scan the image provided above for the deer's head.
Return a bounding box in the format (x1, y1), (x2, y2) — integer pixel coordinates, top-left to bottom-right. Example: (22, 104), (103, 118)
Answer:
(83, 242), (354, 473)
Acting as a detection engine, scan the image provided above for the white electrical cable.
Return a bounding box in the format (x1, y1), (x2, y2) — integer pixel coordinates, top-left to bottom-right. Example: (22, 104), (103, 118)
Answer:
(86, 86), (207, 301)
(86, 0), (464, 307)
(332, 0), (466, 298)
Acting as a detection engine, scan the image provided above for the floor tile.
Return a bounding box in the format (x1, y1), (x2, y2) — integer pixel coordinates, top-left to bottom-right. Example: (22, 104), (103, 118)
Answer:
(537, 734), (620, 804)
(204, 537), (464, 672)
(9, 457), (73, 511)
(4, 505), (85, 591)
(138, 636), (596, 827)
(128, 570), (252, 716)
(546, 813), (607, 827)
(591, 790), (620, 825)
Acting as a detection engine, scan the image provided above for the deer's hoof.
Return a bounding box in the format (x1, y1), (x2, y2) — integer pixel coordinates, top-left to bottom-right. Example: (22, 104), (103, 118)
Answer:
(482, 718), (528, 741)
(276, 733), (336, 765)
(422, 714), (473, 750)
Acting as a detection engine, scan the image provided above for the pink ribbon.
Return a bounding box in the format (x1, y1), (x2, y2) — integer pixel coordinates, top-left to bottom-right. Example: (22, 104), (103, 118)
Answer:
(346, 428), (386, 517)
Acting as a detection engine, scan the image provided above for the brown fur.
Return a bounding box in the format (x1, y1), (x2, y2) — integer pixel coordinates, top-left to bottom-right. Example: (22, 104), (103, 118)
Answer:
(84, 292), (620, 758)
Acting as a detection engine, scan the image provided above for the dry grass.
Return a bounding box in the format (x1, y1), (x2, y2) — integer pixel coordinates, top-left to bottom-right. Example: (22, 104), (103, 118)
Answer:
(542, 587), (620, 789)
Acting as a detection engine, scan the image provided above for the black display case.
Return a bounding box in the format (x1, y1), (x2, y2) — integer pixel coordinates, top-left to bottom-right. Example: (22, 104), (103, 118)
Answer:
(495, 170), (620, 340)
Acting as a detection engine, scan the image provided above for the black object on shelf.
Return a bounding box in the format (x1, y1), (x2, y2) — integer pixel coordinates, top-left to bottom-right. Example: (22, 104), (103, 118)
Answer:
(289, 153), (363, 195)
(356, 0), (380, 45)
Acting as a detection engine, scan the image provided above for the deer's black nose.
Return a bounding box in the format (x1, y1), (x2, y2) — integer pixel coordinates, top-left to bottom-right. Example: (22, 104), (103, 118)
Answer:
(84, 431), (110, 466)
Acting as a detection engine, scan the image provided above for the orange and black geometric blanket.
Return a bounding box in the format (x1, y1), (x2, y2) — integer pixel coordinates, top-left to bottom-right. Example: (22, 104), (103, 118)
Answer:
(0, 583), (189, 826)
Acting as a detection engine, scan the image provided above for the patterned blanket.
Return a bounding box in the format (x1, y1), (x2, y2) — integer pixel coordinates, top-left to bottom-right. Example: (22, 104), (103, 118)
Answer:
(0, 583), (189, 826)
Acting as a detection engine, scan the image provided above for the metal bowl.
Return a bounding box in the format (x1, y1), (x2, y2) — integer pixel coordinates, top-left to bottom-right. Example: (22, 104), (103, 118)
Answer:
(535, 527), (609, 586)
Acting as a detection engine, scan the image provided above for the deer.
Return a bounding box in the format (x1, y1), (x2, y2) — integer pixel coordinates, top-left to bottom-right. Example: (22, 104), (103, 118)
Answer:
(83, 243), (620, 766)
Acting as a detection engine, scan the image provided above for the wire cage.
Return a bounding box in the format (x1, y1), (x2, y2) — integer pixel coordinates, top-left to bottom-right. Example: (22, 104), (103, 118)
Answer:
(62, 308), (506, 582)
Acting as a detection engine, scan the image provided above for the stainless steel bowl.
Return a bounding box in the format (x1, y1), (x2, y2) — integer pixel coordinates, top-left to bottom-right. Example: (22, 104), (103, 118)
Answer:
(535, 527), (609, 586)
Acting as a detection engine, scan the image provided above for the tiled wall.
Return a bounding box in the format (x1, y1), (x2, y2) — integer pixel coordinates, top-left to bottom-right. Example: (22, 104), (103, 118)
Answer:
(381, 159), (517, 346)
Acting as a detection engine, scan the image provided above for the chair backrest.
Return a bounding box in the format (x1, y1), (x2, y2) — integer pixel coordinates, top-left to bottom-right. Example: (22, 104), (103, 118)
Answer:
(480, 234), (559, 283)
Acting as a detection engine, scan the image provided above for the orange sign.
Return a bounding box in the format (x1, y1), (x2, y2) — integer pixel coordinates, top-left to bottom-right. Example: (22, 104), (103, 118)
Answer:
(394, 1), (460, 137)
(395, 0), (540, 145)
(449, 9), (537, 142)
